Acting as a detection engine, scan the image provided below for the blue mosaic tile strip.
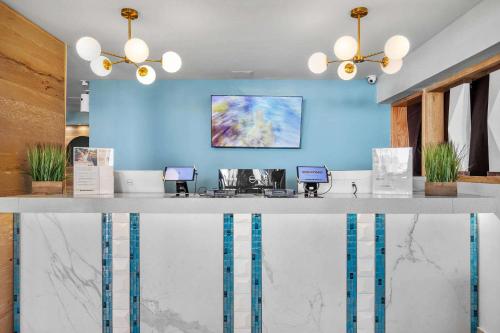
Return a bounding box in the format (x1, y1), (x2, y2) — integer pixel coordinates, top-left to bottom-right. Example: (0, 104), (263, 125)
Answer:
(470, 213), (478, 333)
(346, 213), (357, 333)
(130, 213), (141, 333)
(102, 213), (113, 333)
(223, 214), (234, 333)
(13, 213), (20, 333)
(251, 214), (262, 333)
(375, 214), (386, 333)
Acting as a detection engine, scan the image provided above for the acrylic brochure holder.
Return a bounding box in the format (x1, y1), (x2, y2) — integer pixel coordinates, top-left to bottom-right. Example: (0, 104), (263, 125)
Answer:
(73, 147), (114, 195)
(372, 147), (413, 195)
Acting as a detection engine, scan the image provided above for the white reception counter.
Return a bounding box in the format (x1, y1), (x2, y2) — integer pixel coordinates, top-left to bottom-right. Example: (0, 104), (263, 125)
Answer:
(0, 193), (497, 333)
(0, 192), (497, 214)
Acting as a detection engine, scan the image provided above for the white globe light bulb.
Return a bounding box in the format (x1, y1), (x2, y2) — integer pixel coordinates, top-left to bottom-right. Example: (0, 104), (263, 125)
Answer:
(162, 51), (182, 73)
(136, 65), (156, 85)
(384, 35), (410, 60)
(90, 56), (112, 77)
(381, 58), (403, 74)
(76, 36), (101, 61)
(334, 36), (357, 60)
(308, 52), (328, 74)
(337, 61), (357, 80)
(124, 38), (149, 63)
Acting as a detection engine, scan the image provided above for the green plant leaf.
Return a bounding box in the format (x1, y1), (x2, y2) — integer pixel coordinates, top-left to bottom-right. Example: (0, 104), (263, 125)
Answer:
(26, 144), (66, 181)
(423, 141), (463, 183)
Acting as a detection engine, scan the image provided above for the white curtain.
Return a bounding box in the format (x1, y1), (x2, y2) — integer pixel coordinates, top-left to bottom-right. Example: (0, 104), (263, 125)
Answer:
(448, 83), (471, 171)
(488, 70), (500, 172)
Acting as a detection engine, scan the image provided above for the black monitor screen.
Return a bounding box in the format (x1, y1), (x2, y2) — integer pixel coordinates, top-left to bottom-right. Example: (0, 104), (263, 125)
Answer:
(219, 169), (286, 193)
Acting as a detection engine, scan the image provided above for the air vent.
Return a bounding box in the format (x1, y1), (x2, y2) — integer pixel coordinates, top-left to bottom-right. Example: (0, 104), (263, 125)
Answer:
(231, 70), (254, 78)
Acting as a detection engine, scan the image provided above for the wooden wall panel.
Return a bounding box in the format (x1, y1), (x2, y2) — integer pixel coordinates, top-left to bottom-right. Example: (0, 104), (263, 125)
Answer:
(426, 54), (500, 93)
(421, 91), (445, 174)
(0, 3), (66, 331)
(391, 106), (409, 147)
(0, 2), (66, 196)
(422, 91), (445, 146)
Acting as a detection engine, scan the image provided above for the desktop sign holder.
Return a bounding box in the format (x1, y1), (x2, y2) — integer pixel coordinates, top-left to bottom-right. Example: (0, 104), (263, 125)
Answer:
(297, 166), (330, 198)
(73, 147), (114, 195)
(163, 166), (197, 197)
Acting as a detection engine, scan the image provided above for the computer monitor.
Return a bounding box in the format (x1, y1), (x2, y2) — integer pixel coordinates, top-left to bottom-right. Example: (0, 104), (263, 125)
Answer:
(218, 169), (286, 194)
(297, 166), (329, 198)
(163, 167), (196, 181)
(296, 166), (329, 183)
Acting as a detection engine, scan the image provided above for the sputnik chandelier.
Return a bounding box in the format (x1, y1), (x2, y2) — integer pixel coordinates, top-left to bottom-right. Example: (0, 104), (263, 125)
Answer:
(308, 7), (410, 80)
(76, 8), (182, 85)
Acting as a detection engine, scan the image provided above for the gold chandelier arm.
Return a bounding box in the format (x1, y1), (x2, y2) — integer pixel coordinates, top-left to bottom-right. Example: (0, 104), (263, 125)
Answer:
(364, 58), (384, 64)
(357, 16), (361, 58)
(145, 59), (162, 63)
(327, 59), (343, 64)
(364, 51), (384, 59)
(102, 51), (126, 59)
(111, 59), (126, 65)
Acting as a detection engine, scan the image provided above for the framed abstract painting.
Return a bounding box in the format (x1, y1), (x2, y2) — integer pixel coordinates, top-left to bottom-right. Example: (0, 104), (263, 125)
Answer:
(211, 95), (303, 148)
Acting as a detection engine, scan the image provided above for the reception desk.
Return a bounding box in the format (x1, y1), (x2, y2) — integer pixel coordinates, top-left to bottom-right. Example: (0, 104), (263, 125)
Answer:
(0, 193), (497, 333)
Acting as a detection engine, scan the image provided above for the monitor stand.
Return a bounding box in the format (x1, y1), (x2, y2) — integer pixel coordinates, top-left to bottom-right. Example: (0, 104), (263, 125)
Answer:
(304, 182), (319, 198)
(176, 181), (189, 197)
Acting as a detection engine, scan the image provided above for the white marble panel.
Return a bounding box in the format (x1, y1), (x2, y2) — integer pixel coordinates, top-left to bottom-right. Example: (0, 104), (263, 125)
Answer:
(478, 213), (500, 333)
(386, 214), (470, 333)
(140, 214), (223, 333)
(20, 213), (101, 333)
(233, 214), (252, 331)
(262, 214), (346, 333)
(112, 213), (130, 332)
(357, 214), (375, 333)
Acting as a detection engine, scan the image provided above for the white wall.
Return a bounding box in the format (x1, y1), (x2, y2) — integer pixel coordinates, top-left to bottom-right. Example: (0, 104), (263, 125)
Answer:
(377, 0), (500, 103)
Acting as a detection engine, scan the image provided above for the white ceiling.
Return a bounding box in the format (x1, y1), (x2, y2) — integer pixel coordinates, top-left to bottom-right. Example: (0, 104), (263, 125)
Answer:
(5, 0), (482, 97)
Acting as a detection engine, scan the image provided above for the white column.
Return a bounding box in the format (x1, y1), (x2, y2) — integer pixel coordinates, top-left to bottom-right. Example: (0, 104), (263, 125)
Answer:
(357, 214), (375, 333)
(488, 70), (500, 171)
(112, 213), (130, 333)
(448, 83), (471, 171)
(233, 214), (252, 333)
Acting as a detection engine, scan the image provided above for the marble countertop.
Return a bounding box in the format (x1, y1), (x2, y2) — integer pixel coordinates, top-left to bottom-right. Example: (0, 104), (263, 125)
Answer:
(0, 192), (496, 214)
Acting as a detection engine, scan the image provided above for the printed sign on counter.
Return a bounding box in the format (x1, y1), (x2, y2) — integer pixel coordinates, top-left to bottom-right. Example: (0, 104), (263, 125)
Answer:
(73, 147), (114, 195)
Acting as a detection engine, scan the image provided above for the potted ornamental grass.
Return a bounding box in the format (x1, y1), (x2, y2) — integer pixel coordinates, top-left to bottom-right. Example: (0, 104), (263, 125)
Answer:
(27, 144), (66, 195)
(423, 142), (462, 196)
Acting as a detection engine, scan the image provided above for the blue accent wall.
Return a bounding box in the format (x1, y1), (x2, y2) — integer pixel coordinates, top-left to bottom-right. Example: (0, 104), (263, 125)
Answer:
(90, 80), (389, 189)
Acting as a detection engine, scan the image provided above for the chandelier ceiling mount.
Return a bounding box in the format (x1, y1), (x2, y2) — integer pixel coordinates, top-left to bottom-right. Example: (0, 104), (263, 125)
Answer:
(76, 8), (182, 85)
(308, 6), (410, 80)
